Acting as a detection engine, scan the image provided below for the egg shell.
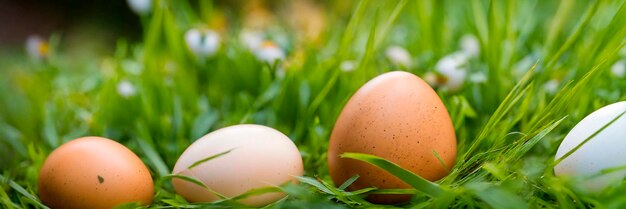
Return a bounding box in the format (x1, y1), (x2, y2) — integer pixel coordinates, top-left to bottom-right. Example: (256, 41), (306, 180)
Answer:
(555, 101), (626, 192)
(38, 136), (154, 209)
(328, 71), (457, 204)
(172, 124), (303, 207)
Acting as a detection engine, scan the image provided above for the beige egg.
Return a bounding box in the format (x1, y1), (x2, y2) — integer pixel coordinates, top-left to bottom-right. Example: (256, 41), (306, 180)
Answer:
(172, 124), (303, 207)
(328, 71), (457, 204)
(38, 136), (154, 209)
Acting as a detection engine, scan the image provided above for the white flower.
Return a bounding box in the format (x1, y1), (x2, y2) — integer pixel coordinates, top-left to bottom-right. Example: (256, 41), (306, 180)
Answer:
(185, 28), (220, 58)
(240, 30), (265, 50)
(117, 80), (137, 98)
(439, 70), (467, 92)
(385, 46), (412, 67)
(340, 60), (356, 72)
(610, 60), (625, 78)
(435, 52), (469, 91)
(543, 79), (559, 95)
(460, 34), (480, 58)
(254, 41), (285, 63)
(127, 0), (151, 15)
(436, 52), (469, 71)
(25, 35), (49, 60)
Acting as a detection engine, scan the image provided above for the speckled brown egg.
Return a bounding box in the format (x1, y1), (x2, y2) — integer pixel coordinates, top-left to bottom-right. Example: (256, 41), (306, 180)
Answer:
(38, 136), (154, 209)
(328, 71), (457, 204)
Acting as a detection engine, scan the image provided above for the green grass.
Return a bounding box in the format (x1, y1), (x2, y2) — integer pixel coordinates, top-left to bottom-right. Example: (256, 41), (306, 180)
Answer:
(2, 0), (626, 208)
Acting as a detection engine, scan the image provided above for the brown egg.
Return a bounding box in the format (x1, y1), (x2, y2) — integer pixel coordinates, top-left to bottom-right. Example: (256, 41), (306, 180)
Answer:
(328, 71), (457, 204)
(38, 136), (154, 209)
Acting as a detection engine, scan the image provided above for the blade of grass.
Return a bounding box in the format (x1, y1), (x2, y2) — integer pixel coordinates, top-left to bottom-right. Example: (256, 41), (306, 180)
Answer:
(505, 116), (567, 162)
(0, 175), (49, 209)
(337, 0), (371, 60)
(306, 70), (340, 117)
(136, 131), (170, 177)
(465, 182), (530, 209)
(162, 174), (228, 200)
(365, 188), (418, 195)
(433, 150), (450, 172)
(338, 175), (360, 190)
(187, 149), (234, 170)
(211, 186), (285, 207)
(295, 176), (334, 195)
(463, 64), (535, 158)
(544, 0), (575, 54)
(227, 186), (282, 201)
(374, 0), (409, 49)
(355, 9), (378, 72)
(545, 1), (599, 70)
(341, 152), (445, 197)
(345, 187), (377, 195)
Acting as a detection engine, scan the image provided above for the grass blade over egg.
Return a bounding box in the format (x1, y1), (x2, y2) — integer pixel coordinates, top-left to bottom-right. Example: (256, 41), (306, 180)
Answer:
(186, 148), (234, 170)
(340, 153), (447, 198)
(162, 174), (228, 200)
(552, 109), (626, 168)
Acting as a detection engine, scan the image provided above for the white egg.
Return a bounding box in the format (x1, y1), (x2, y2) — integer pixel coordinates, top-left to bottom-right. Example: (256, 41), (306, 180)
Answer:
(555, 101), (626, 192)
(172, 124), (303, 207)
